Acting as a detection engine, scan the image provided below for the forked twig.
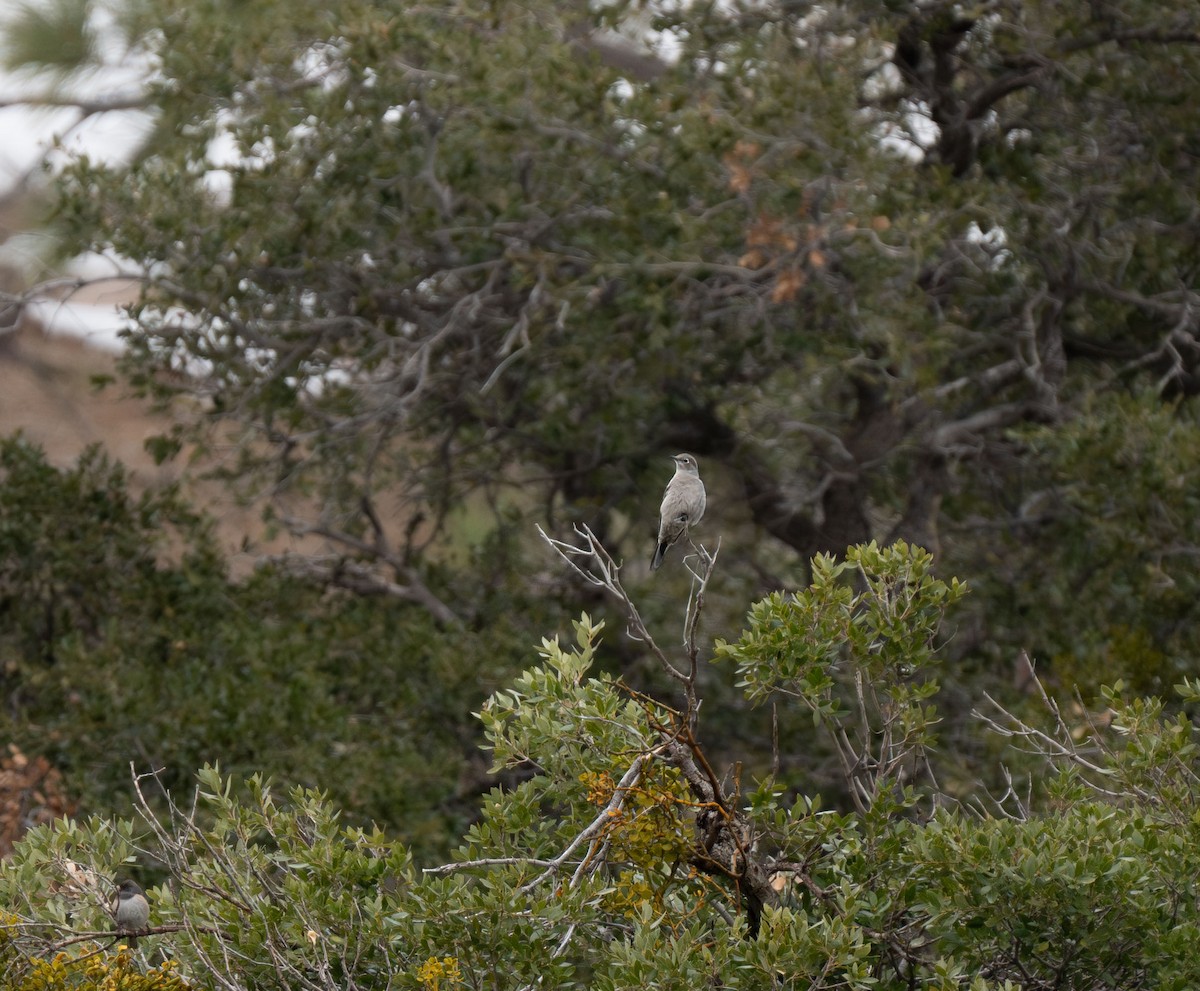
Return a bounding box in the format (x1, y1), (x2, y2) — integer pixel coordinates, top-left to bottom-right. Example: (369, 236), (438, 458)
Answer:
(535, 523), (719, 723)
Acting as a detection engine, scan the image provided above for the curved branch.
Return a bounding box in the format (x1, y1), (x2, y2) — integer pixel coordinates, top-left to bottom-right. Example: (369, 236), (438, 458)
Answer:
(265, 547), (460, 627)
(535, 522), (718, 721)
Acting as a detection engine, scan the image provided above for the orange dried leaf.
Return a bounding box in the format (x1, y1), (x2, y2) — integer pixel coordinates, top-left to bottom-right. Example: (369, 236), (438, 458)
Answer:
(725, 162), (753, 193)
(771, 268), (807, 303)
(748, 213), (798, 249)
(746, 215), (779, 246)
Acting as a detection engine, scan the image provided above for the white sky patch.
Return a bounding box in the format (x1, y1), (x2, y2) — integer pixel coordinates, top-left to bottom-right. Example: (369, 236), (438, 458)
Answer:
(0, 0), (157, 188)
(16, 249), (141, 346)
(288, 362), (354, 398)
(861, 49), (939, 164)
(45, 102), (155, 167)
(382, 104), (407, 125)
(66, 249), (143, 280)
(293, 39), (351, 92)
(591, 0), (684, 67)
(0, 78), (151, 187)
(199, 168), (234, 207)
(0, 229), (57, 280)
(966, 220), (1011, 268)
(25, 296), (128, 351)
(0, 4), (154, 348)
(201, 108), (285, 205)
(874, 112), (937, 163)
(862, 53), (902, 102)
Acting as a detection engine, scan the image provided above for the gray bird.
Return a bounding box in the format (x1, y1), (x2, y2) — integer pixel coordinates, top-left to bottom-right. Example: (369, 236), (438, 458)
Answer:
(651, 453), (706, 571)
(115, 879), (149, 947)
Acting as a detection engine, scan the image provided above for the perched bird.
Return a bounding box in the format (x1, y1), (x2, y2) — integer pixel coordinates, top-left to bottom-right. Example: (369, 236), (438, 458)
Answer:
(114, 879), (150, 947)
(651, 453), (707, 571)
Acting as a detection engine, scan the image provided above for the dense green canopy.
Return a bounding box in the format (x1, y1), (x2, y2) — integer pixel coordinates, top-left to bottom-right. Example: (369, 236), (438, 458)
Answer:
(26, 0), (1200, 684)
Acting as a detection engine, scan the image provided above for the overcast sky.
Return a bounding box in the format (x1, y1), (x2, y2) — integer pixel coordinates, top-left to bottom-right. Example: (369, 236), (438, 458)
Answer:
(0, 0), (152, 193)
(0, 0), (153, 343)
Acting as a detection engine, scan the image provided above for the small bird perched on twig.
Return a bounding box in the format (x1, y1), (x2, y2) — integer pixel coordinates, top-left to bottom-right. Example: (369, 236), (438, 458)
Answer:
(115, 879), (150, 947)
(651, 453), (706, 571)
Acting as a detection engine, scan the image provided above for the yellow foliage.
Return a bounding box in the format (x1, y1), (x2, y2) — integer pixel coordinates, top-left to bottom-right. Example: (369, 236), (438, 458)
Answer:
(0, 918), (187, 991)
(9, 949), (188, 991)
(579, 770), (615, 806)
(580, 763), (733, 928)
(416, 955), (462, 991)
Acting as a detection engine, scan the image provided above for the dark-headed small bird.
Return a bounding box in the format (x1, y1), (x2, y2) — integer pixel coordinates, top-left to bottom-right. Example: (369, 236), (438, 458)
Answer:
(651, 453), (706, 571)
(115, 879), (150, 948)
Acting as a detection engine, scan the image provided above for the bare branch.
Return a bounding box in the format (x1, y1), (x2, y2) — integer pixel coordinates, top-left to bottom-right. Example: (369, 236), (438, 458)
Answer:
(0, 94), (146, 113)
(535, 523), (689, 685)
(931, 401), (1034, 451)
(971, 675), (1138, 801)
(265, 514), (460, 626)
